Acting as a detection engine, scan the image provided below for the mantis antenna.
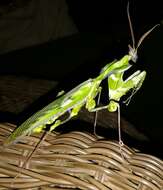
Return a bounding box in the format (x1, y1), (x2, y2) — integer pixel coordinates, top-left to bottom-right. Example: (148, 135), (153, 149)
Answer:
(127, 2), (159, 63)
(125, 2), (159, 106)
(127, 2), (135, 50)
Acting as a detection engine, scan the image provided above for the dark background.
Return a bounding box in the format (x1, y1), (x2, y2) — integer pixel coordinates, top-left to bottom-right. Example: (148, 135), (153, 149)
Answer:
(0, 0), (163, 158)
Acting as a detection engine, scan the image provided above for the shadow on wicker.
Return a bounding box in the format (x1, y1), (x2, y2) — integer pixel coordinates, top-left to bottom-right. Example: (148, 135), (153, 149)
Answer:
(0, 123), (162, 190)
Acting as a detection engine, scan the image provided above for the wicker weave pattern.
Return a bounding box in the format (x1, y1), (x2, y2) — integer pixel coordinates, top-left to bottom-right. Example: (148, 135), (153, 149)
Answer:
(0, 123), (162, 190)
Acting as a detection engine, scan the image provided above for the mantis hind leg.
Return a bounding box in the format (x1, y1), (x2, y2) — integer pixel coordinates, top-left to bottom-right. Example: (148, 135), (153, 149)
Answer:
(22, 130), (48, 168)
(21, 112), (75, 170)
(12, 126), (48, 183)
(14, 109), (77, 181)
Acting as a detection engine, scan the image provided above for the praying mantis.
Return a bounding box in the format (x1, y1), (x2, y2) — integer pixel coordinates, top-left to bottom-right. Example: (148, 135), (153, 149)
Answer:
(4, 6), (158, 147)
(4, 56), (142, 145)
(4, 4), (158, 148)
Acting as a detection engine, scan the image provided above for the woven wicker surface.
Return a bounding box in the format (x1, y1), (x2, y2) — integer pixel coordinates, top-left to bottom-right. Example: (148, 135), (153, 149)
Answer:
(0, 123), (162, 190)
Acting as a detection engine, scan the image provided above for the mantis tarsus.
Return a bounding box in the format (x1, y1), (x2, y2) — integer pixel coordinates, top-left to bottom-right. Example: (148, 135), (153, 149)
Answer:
(3, 2), (159, 174)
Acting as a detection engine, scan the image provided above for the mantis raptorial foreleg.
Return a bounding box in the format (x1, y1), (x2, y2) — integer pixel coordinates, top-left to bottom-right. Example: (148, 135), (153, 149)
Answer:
(108, 70), (146, 149)
(123, 70), (146, 105)
(90, 69), (146, 145)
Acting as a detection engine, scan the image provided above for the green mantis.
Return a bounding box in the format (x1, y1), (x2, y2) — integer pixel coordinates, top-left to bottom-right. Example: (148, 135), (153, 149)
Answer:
(3, 57), (148, 146)
(3, 56), (135, 145)
(4, 4), (158, 147)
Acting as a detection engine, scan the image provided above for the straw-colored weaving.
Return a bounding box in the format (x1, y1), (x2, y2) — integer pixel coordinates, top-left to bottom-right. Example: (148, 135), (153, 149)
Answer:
(0, 123), (162, 190)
